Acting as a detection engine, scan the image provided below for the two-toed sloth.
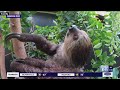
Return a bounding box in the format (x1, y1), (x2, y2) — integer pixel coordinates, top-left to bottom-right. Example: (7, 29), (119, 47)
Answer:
(6, 25), (92, 79)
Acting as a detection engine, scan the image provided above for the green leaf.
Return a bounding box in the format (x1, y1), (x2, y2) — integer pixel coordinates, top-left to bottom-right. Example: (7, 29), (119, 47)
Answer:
(35, 25), (40, 29)
(109, 60), (116, 65)
(106, 56), (116, 65)
(93, 39), (100, 45)
(107, 56), (114, 62)
(109, 46), (114, 55)
(103, 40), (110, 43)
(92, 60), (102, 68)
(93, 43), (102, 49)
(83, 21), (88, 23)
(99, 55), (103, 61)
(116, 47), (120, 52)
(105, 44), (110, 46)
(106, 31), (112, 37)
(102, 52), (107, 60)
(113, 54), (117, 58)
(97, 22), (103, 29)
(105, 25), (111, 27)
(95, 49), (102, 57)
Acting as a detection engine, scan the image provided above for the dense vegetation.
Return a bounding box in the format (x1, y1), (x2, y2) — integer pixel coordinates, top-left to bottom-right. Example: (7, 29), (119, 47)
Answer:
(0, 11), (120, 79)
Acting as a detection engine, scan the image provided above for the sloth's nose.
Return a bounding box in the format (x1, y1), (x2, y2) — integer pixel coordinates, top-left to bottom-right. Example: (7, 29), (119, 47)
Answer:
(69, 25), (78, 31)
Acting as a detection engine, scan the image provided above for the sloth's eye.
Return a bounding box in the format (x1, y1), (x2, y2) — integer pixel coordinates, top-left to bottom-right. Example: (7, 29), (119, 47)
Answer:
(73, 35), (78, 40)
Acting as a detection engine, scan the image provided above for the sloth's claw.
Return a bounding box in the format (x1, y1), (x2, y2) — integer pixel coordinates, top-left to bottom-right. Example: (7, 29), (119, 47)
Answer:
(5, 33), (21, 42)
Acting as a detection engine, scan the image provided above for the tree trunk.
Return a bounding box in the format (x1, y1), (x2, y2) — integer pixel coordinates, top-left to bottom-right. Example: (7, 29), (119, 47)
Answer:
(9, 11), (27, 59)
(0, 32), (7, 79)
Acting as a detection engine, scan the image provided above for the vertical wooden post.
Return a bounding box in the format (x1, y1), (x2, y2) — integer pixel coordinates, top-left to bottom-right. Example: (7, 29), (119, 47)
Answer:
(0, 32), (7, 79)
(9, 11), (27, 59)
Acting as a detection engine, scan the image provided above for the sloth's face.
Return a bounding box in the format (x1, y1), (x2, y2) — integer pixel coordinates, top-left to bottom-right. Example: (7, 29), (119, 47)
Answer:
(66, 27), (80, 41)
(64, 25), (91, 52)
(65, 25), (90, 45)
(64, 26), (91, 67)
(63, 25), (92, 67)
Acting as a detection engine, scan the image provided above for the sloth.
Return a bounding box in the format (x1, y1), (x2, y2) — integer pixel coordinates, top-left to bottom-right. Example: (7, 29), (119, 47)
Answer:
(6, 25), (92, 79)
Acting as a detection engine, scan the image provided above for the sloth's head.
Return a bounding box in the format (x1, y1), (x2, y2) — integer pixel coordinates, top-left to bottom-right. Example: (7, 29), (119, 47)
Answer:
(63, 25), (92, 67)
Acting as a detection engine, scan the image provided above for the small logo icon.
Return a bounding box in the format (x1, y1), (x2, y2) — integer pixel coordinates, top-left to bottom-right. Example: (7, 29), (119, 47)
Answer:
(80, 73), (84, 76)
(76, 73), (79, 76)
(42, 73), (46, 76)
(38, 73), (42, 76)
(100, 65), (109, 72)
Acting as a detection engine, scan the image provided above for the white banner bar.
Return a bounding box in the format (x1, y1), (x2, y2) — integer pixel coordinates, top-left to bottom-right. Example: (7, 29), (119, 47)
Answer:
(57, 73), (75, 76)
(7, 72), (19, 77)
(20, 73), (37, 76)
(102, 72), (113, 77)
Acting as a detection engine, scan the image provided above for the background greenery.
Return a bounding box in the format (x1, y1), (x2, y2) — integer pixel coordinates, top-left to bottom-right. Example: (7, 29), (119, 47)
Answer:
(0, 11), (120, 79)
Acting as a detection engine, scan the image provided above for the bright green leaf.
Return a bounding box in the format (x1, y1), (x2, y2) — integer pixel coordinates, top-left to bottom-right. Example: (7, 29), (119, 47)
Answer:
(93, 43), (102, 49)
(93, 39), (100, 45)
(95, 49), (102, 57)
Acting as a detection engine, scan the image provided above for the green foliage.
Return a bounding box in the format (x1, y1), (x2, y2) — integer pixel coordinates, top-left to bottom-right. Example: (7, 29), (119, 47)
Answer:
(33, 25), (61, 43)
(27, 25), (62, 59)
(20, 11), (36, 33)
(0, 15), (12, 50)
(28, 49), (48, 60)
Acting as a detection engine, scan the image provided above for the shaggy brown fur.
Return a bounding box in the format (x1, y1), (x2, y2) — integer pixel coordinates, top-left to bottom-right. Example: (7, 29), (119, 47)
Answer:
(6, 25), (92, 79)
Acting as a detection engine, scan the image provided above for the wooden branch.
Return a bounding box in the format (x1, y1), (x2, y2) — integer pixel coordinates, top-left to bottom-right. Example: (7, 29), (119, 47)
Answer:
(0, 33), (7, 79)
(9, 11), (27, 59)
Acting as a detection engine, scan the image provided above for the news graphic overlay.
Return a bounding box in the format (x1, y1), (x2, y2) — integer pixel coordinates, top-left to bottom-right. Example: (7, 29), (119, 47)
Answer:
(6, 14), (21, 18)
(0, 11), (9, 16)
(100, 65), (113, 77)
(7, 65), (113, 78)
(0, 11), (21, 18)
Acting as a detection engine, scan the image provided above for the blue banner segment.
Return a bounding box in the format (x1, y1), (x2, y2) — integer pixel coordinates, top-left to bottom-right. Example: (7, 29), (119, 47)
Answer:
(18, 72), (103, 77)
(6, 14), (21, 18)
(36, 72), (103, 77)
(79, 72), (102, 77)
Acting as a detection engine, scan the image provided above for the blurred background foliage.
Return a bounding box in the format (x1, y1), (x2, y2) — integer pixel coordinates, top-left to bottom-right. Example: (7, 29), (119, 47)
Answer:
(0, 11), (120, 79)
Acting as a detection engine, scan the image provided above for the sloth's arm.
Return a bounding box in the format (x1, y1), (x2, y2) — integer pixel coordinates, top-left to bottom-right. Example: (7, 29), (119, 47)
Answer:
(5, 33), (59, 56)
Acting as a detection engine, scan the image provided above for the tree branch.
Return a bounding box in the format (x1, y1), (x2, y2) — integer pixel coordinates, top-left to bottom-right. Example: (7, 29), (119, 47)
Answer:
(0, 32), (7, 79)
(9, 11), (27, 59)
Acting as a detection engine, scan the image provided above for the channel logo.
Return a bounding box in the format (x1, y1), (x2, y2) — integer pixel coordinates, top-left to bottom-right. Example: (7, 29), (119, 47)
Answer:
(100, 65), (109, 72)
